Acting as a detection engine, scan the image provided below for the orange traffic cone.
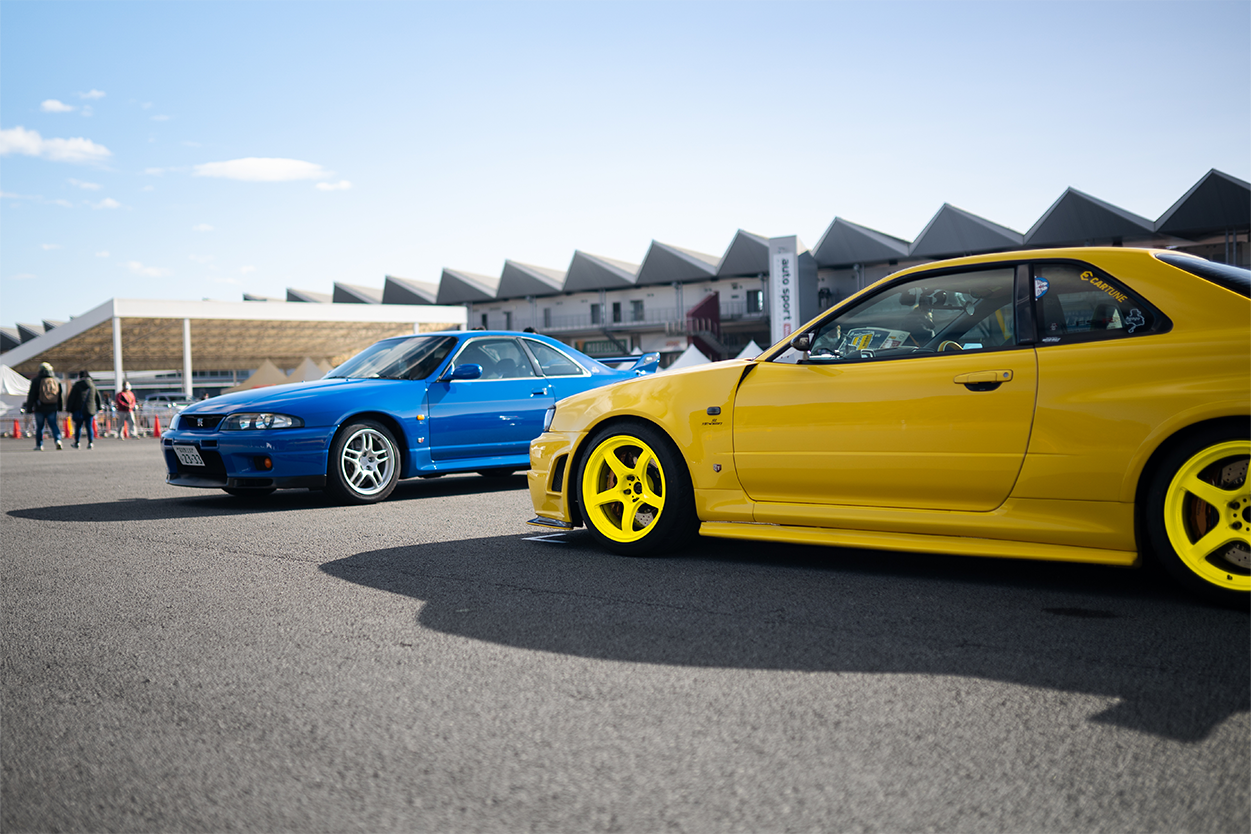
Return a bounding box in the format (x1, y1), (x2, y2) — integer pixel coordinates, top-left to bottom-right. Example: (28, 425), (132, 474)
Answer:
(65, 416), (72, 437)
(12, 419), (20, 438)
(153, 415), (162, 438)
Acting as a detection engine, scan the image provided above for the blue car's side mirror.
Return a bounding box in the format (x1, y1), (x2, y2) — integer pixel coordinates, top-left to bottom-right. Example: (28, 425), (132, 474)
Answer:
(448, 363), (483, 381)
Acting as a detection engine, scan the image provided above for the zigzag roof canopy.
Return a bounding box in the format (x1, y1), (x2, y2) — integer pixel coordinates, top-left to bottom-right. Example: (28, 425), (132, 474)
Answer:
(436, 268), (500, 304)
(563, 251), (639, 292)
(497, 261), (566, 300)
(1156, 169), (1251, 238)
(0, 327), (20, 353)
(635, 242), (719, 286)
(17, 323), (45, 343)
(242, 293), (282, 302)
(287, 288), (332, 303)
(909, 204), (1024, 259)
(382, 275), (438, 305)
(811, 217), (910, 267)
(1024, 188), (1154, 246)
(333, 283), (383, 304)
(716, 230), (769, 277)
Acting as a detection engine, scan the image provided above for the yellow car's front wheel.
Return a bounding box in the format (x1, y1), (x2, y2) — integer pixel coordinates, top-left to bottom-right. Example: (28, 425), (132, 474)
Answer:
(1147, 429), (1250, 605)
(576, 423), (696, 556)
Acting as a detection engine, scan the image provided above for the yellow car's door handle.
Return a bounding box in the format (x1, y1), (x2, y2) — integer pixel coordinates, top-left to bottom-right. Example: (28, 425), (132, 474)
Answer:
(954, 370), (1013, 391)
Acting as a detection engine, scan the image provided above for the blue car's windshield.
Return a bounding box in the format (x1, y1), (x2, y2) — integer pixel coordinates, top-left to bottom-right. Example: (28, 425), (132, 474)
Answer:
(325, 335), (458, 380)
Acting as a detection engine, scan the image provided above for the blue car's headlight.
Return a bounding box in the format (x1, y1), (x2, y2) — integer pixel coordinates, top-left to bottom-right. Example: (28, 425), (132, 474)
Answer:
(221, 413), (304, 431)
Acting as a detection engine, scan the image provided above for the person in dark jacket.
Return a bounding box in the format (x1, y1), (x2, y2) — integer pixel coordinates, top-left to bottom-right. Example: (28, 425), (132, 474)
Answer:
(23, 362), (64, 451)
(66, 370), (105, 449)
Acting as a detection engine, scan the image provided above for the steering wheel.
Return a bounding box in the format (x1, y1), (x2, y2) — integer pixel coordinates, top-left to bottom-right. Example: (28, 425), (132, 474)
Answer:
(937, 340), (963, 352)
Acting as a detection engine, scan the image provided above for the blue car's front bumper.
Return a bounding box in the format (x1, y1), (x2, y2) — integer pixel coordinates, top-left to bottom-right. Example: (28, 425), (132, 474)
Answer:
(163, 426), (334, 490)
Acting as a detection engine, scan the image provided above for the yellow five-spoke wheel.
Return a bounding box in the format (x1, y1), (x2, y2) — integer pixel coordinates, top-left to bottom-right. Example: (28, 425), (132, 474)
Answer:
(1147, 429), (1250, 605)
(576, 423), (696, 556)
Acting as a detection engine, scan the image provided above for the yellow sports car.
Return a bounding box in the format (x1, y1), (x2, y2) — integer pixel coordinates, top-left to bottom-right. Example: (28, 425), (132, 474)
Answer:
(527, 248), (1250, 604)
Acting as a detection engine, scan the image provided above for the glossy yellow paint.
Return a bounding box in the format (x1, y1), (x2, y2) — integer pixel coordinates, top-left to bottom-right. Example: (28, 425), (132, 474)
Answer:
(528, 247), (1249, 582)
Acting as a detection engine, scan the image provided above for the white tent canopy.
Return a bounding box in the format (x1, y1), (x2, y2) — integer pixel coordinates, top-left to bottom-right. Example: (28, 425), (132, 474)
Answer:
(0, 365), (30, 416)
(289, 357), (326, 382)
(735, 340), (763, 360)
(225, 359), (292, 393)
(664, 344), (711, 371)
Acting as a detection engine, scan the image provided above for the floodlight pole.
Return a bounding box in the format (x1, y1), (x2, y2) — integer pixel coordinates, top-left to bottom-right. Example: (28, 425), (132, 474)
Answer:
(111, 315), (124, 397)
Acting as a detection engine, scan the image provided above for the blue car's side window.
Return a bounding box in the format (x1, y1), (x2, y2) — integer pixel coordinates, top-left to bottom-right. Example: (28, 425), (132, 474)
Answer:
(452, 338), (538, 380)
(524, 340), (587, 377)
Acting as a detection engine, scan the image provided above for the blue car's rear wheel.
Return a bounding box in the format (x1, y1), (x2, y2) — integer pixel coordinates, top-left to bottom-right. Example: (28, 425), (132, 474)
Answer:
(327, 420), (400, 505)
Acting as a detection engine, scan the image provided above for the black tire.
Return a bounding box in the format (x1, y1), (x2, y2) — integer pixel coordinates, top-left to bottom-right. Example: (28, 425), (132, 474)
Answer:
(1144, 427), (1250, 606)
(221, 487), (276, 499)
(574, 422), (697, 557)
(326, 420), (401, 505)
(476, 468), (517, 478)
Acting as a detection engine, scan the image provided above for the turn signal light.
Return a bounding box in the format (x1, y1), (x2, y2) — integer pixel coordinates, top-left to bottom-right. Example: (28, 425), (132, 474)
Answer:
(255, 456), (273, 471)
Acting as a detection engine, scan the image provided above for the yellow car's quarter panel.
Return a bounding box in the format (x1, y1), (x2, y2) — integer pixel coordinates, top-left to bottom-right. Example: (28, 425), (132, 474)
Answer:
(732, 350), (1039, 512)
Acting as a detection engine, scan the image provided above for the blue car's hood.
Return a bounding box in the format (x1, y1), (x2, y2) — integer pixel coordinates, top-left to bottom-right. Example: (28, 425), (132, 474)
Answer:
(180, 378), (415, 415)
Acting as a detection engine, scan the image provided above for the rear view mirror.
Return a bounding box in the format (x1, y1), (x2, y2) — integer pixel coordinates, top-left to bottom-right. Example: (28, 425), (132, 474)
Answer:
(448, 363), (483, 381)
(789, 332), (812, 353)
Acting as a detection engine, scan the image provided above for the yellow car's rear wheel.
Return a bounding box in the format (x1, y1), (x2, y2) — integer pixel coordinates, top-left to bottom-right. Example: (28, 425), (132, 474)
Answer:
(1147, 430), (1250, 604)
(576, 423), (696, 556)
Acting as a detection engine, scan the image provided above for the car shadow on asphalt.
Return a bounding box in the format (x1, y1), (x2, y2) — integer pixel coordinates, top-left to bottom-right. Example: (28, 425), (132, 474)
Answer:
(4, 474), (529, 522)
(321, 532), (1249, 744)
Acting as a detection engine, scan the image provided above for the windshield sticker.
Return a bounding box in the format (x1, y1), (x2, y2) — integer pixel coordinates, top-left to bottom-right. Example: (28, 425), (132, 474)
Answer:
(1035, 277), (1049, 299)
(849, 331), (874, 351)
(1125, 309), (1146, 333)
(1080, 270), (1129, 303)
(881, 337), (902, 349)
(1042, 336), (1061, 343)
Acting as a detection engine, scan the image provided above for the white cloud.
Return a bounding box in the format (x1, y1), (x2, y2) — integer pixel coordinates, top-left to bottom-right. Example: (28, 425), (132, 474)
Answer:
(68, 178), (101, 190)
(189, 254), (214, 265)
(141, 185), (155, 192)
(141, 102), (153, 109)
(151, 115), (171, 122)
(81, 106), (94, 118)
(41, 99), (76, 113)
(92, 198), (121, 210)
(0, 126), (112, 164)
(192, 223), (214, 232)
(52, 199), (74, 208)
(79, 90), (106, 100)
(240, 265), (256, 275)
(144, 167), (165, 175)
(316, 180), (352, 191)
(96, 251), (110, 258)
(124, 261), (171, 278)
(10, 273), (37, 281)
(182, 140), (201, 148)
(193, 157), (332, 182)
(41, 243), (61, 250)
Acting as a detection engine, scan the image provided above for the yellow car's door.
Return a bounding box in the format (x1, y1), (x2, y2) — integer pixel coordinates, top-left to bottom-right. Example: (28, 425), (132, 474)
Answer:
(732, 351), (1037, 512)
(732, 264), (1038, 513)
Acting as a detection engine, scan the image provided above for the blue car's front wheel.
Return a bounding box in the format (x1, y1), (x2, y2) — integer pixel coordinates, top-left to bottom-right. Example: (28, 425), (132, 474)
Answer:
(327, 420), (400, 505)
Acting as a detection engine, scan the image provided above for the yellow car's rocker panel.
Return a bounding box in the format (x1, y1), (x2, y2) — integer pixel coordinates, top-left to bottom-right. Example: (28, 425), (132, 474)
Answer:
(698, 521), (1139, 566)
(527, 248), (1250, 603)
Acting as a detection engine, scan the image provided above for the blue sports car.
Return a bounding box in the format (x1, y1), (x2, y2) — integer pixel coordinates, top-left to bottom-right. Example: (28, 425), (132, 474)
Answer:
(162, 331), (659, 504)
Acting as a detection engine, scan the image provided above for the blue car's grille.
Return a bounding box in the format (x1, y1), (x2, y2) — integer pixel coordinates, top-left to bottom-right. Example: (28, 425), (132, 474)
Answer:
(180, 414), (225, 430)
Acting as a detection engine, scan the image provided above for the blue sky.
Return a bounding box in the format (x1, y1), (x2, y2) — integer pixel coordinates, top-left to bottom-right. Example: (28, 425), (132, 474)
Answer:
(2, 0), (1248, 331)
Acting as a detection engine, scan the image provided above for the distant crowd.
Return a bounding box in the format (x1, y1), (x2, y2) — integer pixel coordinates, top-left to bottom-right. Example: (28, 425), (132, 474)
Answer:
(22, 362), (144, 450)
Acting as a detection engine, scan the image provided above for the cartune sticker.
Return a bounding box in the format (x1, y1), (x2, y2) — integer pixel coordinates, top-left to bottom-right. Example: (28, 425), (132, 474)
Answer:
(1080, 270), (1129, 303)
(1035, 277), (1050, 299)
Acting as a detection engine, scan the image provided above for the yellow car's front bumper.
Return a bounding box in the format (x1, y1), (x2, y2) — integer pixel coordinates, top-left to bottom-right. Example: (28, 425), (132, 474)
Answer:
(527, 429), (584, 527)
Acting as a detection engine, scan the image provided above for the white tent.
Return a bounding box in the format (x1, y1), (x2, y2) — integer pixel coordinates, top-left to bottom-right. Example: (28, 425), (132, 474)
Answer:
(735, 340), (763, 360)
(0, 365), (30, 416)
(317, 359), (334, 374)
(663, 344), (711, 371)
(288, 357), (325, 383)
(224, 359), (291, 393)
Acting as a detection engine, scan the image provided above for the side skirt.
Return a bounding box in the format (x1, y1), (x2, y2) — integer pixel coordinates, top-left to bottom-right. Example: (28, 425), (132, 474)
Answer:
(698, 521), (1139, 567)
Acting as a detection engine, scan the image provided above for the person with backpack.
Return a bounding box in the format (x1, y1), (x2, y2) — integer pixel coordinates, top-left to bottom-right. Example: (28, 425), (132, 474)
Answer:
(115, 380), (138, 439)
(23, 362), (64, 451)
(66, 370), (104, 449)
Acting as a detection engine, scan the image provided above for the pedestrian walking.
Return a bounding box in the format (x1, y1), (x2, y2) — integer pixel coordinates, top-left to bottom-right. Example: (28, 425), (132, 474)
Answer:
(66, 370), (104, 449)
(115, 380), (138, 439)
(23, 362), (64, 450)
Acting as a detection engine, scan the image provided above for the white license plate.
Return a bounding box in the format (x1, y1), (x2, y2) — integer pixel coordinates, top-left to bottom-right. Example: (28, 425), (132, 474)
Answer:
(174, 444), (205, 467)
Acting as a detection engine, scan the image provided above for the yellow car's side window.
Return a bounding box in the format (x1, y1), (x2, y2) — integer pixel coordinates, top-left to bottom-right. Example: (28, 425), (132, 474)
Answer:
(798, 268), (1017, 364)
(1034, 263), (1156, 344)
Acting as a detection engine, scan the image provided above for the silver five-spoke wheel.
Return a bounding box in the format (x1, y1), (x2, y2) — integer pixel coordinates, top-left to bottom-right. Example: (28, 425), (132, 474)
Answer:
(327, 420), (400, 504)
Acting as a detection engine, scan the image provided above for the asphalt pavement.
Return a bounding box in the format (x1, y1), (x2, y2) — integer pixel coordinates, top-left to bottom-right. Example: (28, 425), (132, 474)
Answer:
(2, 435), (1247, 832)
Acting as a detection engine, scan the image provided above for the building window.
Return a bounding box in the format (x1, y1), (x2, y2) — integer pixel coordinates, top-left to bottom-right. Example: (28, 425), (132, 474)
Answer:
(612, 302), (622, 323)
(746, 289), (764, 314)
(631, 299), (645, 322)
(480, 312), (489, 329)
(591, 304), (602, 325)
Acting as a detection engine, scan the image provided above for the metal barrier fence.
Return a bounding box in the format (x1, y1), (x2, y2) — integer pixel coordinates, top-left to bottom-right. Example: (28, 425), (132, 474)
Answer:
(4, 404), (183, 440)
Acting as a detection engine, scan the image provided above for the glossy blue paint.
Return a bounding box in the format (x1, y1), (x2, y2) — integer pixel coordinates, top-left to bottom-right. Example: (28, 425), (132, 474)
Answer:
(162, 331), (657, 501)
